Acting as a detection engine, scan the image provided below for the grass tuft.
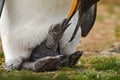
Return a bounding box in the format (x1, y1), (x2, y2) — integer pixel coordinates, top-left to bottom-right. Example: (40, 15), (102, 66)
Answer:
(88, 57), (120, 71)
(114, 25), (120, 37)
(0, 56), (120, 80)
(0, 53), (4, 58)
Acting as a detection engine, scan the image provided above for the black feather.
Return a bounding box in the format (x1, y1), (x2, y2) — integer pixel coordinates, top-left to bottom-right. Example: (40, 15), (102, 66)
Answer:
(69, 0), (99, 42)
(0, 0), (5, 17)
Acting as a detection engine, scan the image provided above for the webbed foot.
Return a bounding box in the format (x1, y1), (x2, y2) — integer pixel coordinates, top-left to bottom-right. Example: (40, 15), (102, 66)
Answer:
(4, 58), (23, 71)
(68, 51), (83, 67)
(60, 51), (83, 67)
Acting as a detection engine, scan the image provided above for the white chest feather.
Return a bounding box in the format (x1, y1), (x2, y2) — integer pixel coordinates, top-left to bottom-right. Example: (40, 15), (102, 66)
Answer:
(0, 0), (81, 62)
(1, 0), (73, 47)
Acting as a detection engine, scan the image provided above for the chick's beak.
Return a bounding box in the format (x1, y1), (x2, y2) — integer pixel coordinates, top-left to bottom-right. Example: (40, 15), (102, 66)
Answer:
(62, 18), (71, 31)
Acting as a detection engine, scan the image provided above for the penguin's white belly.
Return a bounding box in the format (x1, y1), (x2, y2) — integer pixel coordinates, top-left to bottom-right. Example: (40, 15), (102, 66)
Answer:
(0, 0), (81, 62)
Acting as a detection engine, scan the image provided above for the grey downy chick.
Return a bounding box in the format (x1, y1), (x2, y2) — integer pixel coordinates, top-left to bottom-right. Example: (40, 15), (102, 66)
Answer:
(21, 19), (70, 72)
(21, 18), (83, 72)
(30, 19), (70, 61)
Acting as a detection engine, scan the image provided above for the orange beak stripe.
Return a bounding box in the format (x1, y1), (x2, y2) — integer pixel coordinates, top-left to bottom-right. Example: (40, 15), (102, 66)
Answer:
(67, 0), (79, 21)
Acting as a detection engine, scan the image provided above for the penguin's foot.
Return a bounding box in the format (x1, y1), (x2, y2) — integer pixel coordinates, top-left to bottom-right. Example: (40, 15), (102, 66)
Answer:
(60, 51), (83, 67)
(4, 57), (23, 71)
(68, 51), (83, 67)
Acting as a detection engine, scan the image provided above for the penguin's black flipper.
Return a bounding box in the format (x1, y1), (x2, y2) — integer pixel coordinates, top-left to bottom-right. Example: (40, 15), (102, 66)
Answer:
(69, 0), (99, 42)
(0, 0), (5, 17)
(81, 4), (97, 37)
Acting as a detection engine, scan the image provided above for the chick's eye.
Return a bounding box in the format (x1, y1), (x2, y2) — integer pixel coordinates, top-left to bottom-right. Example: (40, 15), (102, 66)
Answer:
(53, 25), (60, 31)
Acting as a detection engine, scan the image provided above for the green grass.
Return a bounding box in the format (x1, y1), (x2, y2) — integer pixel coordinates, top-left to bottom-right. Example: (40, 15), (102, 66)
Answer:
(114, 25), (120, 37)
(88, 57), (120, 71)
(0, 53), (4, 58)
(0, 56), (120, 80)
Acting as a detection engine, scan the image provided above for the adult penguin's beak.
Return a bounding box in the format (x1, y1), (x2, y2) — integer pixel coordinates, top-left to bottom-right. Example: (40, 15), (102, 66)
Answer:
(67, 0), (79, 22)
(0, 0), (5, 17)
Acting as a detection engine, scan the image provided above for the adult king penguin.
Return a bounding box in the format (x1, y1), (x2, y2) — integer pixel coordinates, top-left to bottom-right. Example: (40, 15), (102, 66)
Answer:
(0, 0), (99, 71)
